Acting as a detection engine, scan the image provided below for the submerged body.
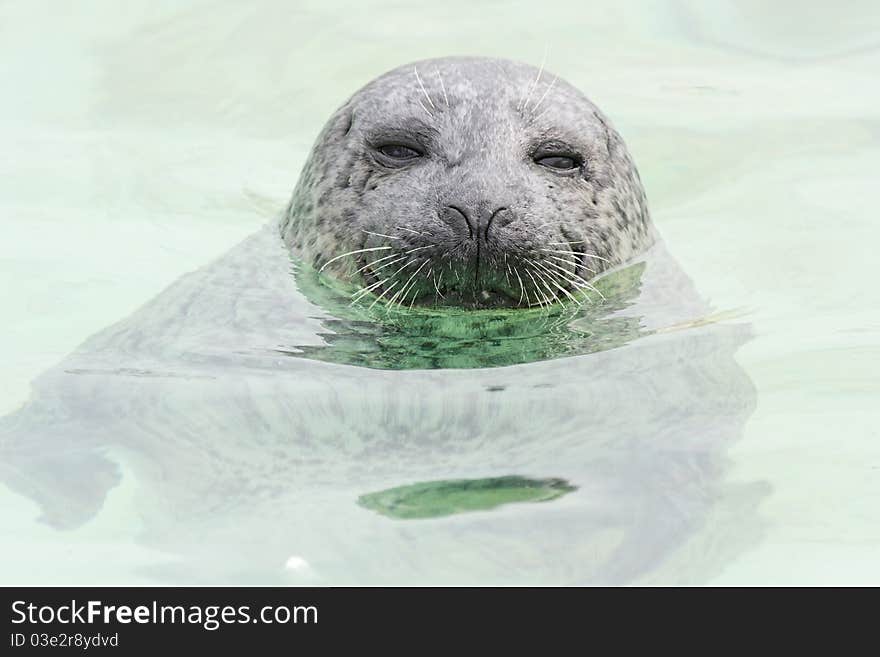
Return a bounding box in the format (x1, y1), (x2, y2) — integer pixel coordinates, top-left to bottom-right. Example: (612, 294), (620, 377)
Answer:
(281, 57), (652, 308)
(0, 223), (763, 584)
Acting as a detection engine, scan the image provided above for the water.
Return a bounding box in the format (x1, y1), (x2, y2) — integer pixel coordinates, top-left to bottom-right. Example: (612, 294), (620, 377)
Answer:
(1, 1), (879, 585)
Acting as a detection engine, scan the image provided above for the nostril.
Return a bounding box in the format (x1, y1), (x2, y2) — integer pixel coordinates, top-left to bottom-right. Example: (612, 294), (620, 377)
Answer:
(441, 204), (512, 240)
(442, 205), (473, 239)
(485, 207), (511, 237)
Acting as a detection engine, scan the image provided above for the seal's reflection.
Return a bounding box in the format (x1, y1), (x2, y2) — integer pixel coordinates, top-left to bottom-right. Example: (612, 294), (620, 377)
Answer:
(0, 225), (767, 584)
(278, 255), (648, 369)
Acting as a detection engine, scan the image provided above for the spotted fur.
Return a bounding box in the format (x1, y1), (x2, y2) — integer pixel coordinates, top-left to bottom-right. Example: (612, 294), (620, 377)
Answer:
(281, 57), (653, 307)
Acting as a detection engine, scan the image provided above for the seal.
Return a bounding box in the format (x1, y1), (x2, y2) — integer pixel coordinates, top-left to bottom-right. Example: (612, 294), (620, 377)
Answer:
(0, 51), (763, 586)
(281, 56), (653, 308)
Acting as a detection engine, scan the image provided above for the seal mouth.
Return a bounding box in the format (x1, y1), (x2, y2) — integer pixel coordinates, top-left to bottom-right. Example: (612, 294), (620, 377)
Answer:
(351, 238), (601, 310)
(357, 262), (589, 310)
(422, 287), (522, 309)
(358, 260), (524, 309)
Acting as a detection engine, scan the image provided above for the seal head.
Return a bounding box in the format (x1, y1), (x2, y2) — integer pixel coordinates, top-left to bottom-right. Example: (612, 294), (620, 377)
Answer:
(281, 56), (652, 308)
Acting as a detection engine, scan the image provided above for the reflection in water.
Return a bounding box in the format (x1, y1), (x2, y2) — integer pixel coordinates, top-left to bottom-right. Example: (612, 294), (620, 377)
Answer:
(0, 224), (767, 584)
(358, 476), (577, 519)
(280, 262), (647, 370)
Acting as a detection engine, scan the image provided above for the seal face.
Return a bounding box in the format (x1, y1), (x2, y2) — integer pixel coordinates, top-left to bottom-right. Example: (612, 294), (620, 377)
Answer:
(281, 56), (653, 308)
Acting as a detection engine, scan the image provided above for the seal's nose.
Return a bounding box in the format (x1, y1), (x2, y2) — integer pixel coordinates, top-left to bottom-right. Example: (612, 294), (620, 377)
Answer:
(440, 204), (510, 240)
(440, 205), (474, 239)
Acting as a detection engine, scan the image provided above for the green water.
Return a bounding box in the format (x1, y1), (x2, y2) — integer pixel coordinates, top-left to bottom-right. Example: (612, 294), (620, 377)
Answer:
(359, 476), (577, 519)
(282, 260), (647, 369)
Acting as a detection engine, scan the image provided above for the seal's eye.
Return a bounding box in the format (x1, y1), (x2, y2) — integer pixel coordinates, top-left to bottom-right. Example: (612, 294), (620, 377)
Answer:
(535, 155), (579, 170)
(377, 144), (422, 160)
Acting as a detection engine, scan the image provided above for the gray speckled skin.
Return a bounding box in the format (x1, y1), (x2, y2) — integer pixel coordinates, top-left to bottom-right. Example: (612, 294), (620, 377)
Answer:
(281, 57), (653, 307)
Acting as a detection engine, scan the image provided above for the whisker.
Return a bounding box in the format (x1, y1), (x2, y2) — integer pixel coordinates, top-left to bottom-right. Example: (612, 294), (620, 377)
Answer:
(582, 280), (606, 301)
(426, 266), (439, 301)
(408, 282), (422, 308)
(396, 226), (427, 235)
(524, 268), (551, 308)
(519, 46), (547, 112)
(433, 271), (445, 299)
(384, 283), (407, 309)
(545, 243), (612, 264)
(556, 276), (605, 302)
(369, 257), (410, 278)
(529, 75), (557, 115)
(513, 268), (526, 306)
(541, 259), (605, 300)
(529, 264), (561, 305)
(546, 253), (596, 274)
(354, 252), (406, 275)
(368, 280), (400, 310)
(535, 277), (559, 308)
(539, 248), (611, 263)
(539, 257), (593, 283)
(350, 277), (388, 304)
(319, 245), (392, 272)
(530, 105), (553, 124)
(414, 66), (436, 111)
(435, 69), (449, 107)
(386, 258), (417, 281)
(390, 278), (415, 311)
(522, 268), (541, 307)
(362, 230), (401, 240)
(540, 258), (594, 287)
(548, 276), (581, 306)
(392, 259), (430, 311)
(539, 248), (582, 256)
(369, 260), (416, 309)
(425, 266), (433, 283)
(531, 260), (583, 306)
